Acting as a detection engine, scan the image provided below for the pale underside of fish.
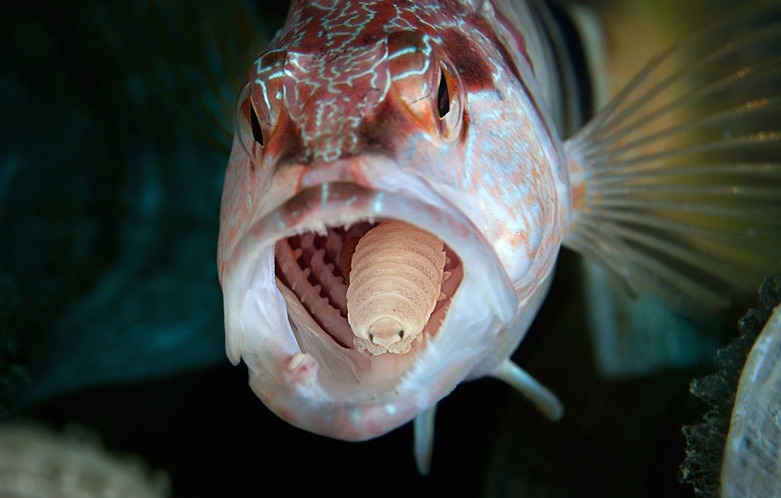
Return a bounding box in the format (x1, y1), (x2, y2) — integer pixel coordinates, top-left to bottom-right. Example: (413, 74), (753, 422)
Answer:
(216, 0), (781, 472)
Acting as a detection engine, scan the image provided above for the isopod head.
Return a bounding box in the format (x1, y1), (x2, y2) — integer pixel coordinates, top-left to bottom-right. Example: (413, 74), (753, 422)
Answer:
(367, 317), (406, 351)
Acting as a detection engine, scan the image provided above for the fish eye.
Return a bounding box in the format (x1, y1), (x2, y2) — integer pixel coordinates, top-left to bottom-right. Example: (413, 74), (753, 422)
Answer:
(387, 31), (463, 142)
(434, 62), (462, 141)
(250, 104), (264, 148)
(437, 68), (450, 118)
(235, 50), (286, 161)
(234, 83), (262, 162)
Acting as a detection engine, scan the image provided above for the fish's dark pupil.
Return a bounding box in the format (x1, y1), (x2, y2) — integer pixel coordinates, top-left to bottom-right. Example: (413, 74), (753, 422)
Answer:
(250, 105), (264, 147)
(437, 68), (450, 118)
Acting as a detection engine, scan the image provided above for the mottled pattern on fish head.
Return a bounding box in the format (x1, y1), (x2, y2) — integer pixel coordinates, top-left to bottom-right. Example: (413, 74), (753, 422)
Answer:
(227, 0), (567, 288)
(238, 1), (482, 169)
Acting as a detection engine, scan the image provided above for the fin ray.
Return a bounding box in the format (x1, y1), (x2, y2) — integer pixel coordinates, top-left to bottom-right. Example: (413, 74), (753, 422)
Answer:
(588, 96), (781, 167)
(576, 14), (781, 152)
(565, 8), (781, 312)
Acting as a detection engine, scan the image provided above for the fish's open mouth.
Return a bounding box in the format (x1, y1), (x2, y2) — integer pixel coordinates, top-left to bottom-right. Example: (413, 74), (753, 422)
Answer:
(274, 220), (464, 355)
(223, 182), (517, 405)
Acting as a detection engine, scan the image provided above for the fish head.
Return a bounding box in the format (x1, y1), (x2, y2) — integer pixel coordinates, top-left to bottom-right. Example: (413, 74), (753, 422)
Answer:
(217, 1), (569, 441)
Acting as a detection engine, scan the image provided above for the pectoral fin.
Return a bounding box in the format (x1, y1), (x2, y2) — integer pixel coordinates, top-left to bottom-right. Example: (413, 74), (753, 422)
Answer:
(564, 9), (781, 313)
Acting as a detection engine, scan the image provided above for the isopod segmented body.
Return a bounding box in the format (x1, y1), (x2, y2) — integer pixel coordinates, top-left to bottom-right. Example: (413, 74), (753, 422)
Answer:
(346, 220), (446, 355)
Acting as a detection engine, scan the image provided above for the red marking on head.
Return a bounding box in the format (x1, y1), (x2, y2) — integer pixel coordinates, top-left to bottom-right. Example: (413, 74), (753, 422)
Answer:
(439, 26), (495, 91)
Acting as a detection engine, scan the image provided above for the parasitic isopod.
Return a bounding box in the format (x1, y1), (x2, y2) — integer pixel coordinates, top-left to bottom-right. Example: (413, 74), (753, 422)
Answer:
(346, 220), (446, 355)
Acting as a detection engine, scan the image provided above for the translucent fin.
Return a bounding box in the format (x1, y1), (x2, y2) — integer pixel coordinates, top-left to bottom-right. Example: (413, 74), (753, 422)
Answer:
(489, 359), (563, 421)
(564, 9), (781, 312)
(412, 405), (437, 475)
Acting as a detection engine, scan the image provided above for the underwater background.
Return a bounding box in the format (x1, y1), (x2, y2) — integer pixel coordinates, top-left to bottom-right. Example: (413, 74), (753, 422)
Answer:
(1, 0), (777, 496)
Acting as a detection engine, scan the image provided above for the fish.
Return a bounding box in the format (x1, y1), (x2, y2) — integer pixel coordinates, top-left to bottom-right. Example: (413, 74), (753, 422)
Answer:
(216, 0), (781, 473)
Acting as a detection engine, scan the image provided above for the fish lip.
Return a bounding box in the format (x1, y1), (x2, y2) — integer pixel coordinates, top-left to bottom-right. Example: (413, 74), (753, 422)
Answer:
(222, 181), (518, 440)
